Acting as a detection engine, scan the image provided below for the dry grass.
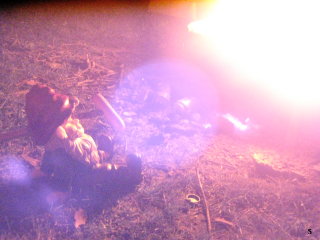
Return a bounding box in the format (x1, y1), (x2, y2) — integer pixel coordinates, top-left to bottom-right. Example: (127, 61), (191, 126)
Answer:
(1, 3), (320, 240)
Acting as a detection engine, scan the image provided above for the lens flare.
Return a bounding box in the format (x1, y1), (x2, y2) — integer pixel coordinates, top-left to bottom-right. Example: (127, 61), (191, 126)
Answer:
(188, 0), (320, 110)
(0, 155), (31, 185)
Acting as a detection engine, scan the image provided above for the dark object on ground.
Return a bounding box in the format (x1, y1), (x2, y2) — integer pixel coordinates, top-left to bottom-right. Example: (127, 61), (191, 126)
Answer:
(97, 134), (114, 160)
(25, 84), (78, 145)
(125, 153), (142, 184)
(41, 149), (142, 192)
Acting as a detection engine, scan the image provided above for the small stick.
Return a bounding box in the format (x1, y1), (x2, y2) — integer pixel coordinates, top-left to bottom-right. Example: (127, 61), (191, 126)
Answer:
(92, 93), (126, 132)
(196, 156), (212, 234)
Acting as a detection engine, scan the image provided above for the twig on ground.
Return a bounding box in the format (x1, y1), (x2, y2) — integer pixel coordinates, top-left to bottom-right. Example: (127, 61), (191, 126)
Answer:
(196, 155), (212, 234)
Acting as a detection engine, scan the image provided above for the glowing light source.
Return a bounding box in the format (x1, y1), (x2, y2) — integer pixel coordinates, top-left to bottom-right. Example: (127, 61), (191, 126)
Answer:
(179, 98), (191, 107)
(223, 113), (249, 131)
(188, 0), (320, 110)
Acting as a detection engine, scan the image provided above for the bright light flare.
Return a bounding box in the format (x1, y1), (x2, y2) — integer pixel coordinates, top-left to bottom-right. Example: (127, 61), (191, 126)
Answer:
(223, 113), (249, 131)
(189, 0), (320, 110)
(177, 98), (192, 109)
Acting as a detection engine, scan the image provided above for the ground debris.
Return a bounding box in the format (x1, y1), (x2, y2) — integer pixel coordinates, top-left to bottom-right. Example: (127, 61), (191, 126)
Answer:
(74, 208), (87, 228)
(0, 5), (319, 240)
(214, 217), (235, 227)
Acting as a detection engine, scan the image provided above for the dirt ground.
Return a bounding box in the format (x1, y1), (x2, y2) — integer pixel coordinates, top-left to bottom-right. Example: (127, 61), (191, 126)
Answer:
(1, 2), (320, 240)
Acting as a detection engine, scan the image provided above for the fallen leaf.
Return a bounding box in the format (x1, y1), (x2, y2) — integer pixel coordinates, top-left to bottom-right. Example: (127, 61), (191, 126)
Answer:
(74, 208), (87, 228)
(186, 194), (200, 204)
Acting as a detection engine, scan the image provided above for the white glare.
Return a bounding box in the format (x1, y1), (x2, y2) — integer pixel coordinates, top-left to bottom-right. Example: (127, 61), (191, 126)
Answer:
(223, 113), (248, 131)
(188, 0), (320, 110)
(179, 98), (192, 107)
